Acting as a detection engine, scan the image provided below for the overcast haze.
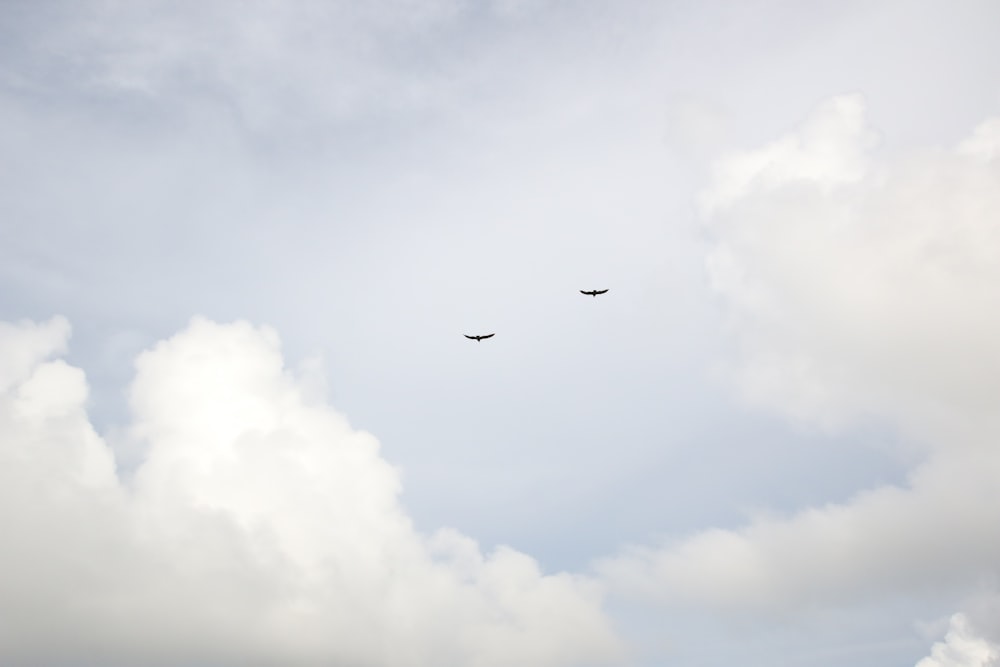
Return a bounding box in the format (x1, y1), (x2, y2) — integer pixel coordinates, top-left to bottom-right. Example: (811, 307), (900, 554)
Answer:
(2, 1), (1000, 666)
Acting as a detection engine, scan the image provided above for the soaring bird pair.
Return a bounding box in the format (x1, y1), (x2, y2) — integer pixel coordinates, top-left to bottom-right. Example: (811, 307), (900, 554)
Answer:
(464, 289), (609, 341)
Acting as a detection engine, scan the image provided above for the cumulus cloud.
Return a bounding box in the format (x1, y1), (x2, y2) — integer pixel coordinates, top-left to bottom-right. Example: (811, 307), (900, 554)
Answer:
(700, 95), (1000, 445)
(599, 97), (1000, 615)
(708, 97), (1000, 444)
(698, 94), (1000, 445)
(916, 614), (999, 667)
(0, 316), (621, 666)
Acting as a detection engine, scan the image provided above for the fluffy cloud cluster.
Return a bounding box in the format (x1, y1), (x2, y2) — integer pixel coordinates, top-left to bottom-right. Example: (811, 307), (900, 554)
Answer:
(0, 316), (621, 666)
(599, 95), (1000, 656)
(916, 614), (999, 667)
(700, 94), (1000, 445)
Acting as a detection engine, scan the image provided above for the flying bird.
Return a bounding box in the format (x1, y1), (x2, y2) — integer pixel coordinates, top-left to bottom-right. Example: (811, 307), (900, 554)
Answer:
(464, 334), (495, 342)
(580, 289), (609, 297)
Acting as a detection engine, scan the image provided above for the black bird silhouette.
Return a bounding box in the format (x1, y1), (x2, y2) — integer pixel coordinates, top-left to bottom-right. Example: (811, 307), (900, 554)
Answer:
(580, 289), (609, 297)
(464, 334), (495, 342)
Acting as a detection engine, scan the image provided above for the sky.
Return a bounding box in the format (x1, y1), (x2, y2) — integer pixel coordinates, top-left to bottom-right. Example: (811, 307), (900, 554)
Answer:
(2, 1), (1000, 665)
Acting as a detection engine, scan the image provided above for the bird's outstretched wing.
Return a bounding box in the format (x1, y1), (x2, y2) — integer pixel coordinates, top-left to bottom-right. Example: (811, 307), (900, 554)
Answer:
(580, 290), (594, 296)
(594, 289), (609, 295)
(464, 335), (477, 340)
(480, 333), (495, 339)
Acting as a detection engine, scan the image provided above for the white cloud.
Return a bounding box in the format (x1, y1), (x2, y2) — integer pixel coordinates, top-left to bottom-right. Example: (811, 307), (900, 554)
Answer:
(599, 445), (1000, 611)
(599, 97), (1000, 616)
(702, 95), (1000, 446)
(699, 95), (877, 216)
(958, 118), (1000, 162)
(0, 316), (622, 666)
(916, 614), (999, 667)
(0, 316), (70, 393)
